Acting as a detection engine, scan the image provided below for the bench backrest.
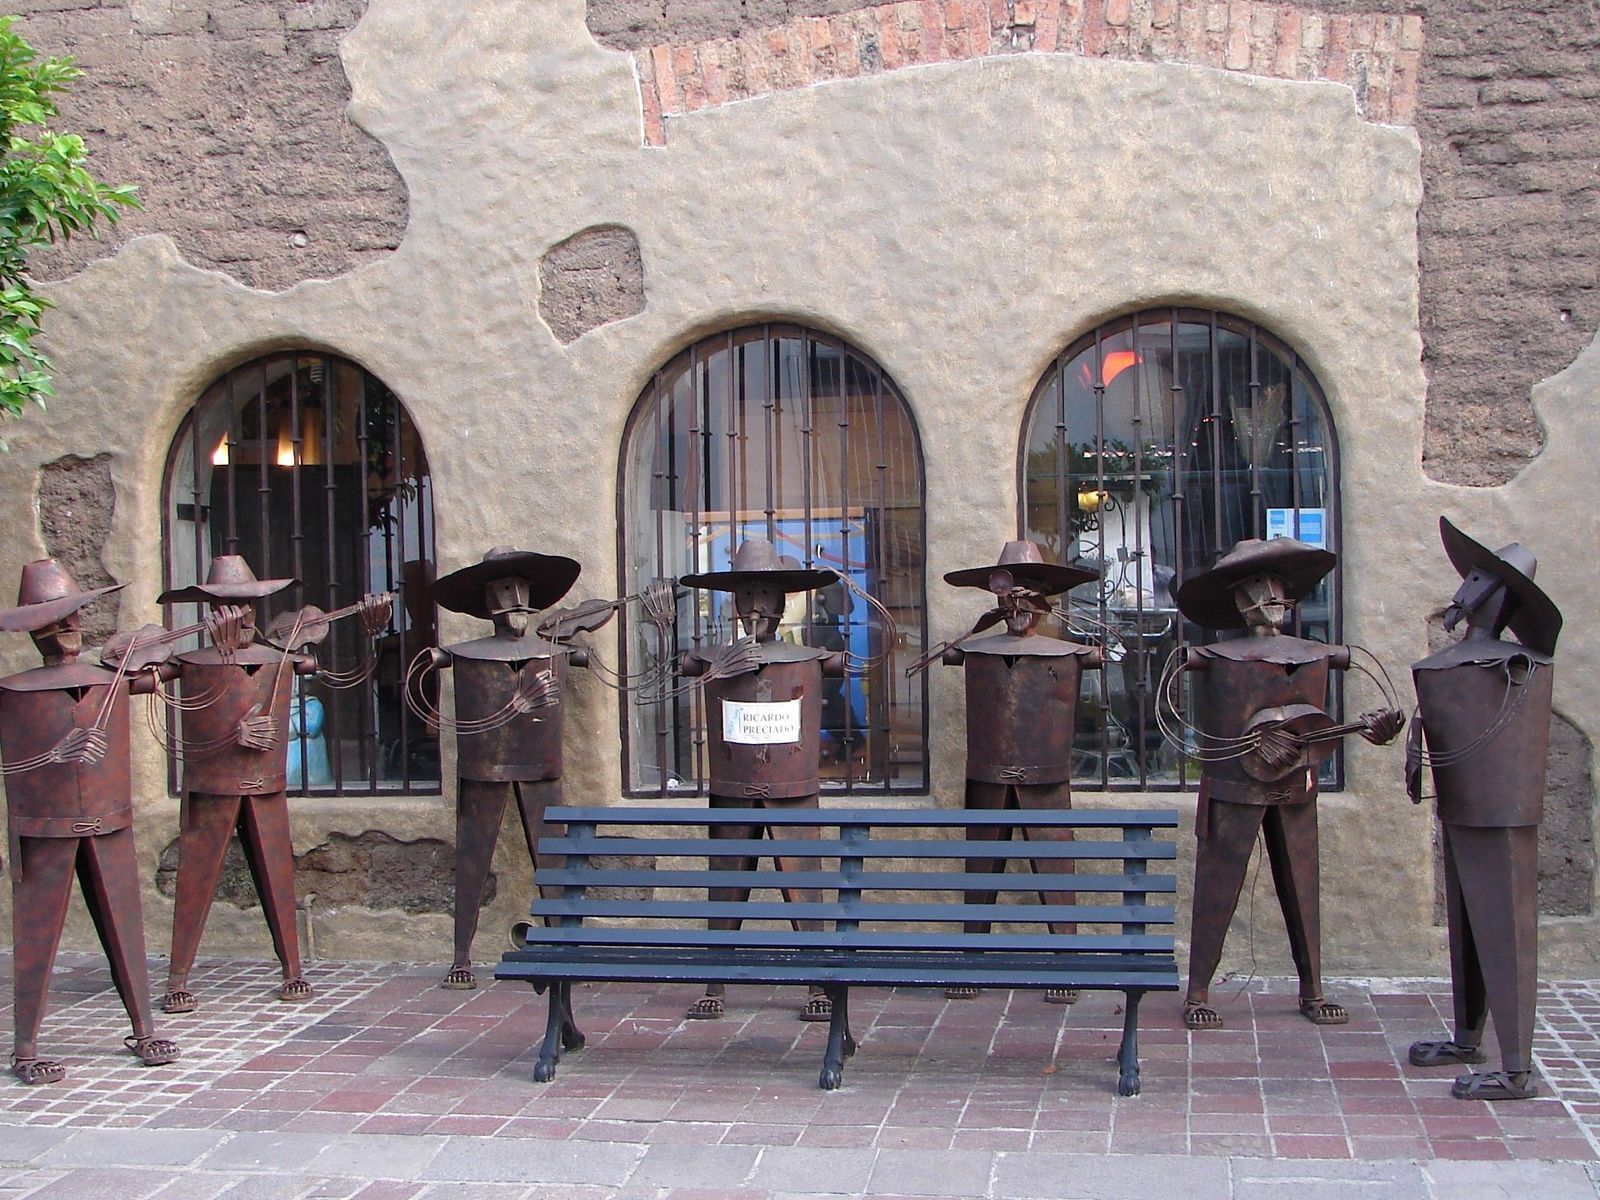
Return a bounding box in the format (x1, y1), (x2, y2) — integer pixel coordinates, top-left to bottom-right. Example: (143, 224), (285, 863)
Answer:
(530, 806), (1180, 953)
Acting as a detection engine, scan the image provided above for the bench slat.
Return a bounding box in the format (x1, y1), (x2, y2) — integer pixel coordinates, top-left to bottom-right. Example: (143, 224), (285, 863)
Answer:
(530, 898), (1174, 924)
(535, 868), (1177, 894)
(513, 927), (1176, 952)
(541, 835), (1177, 861)
(496, 957), (1179, 990)
(545, 806), (1179, 829)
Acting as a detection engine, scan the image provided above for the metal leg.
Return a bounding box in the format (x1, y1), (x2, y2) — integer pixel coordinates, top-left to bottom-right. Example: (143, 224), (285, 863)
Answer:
(1116, 990), (1144, 1097)
(559, 982), (586, 1052)
(819, 984), (850, 1090)
(840, 985), (856, 1059)
(533, 982), (565, 1083)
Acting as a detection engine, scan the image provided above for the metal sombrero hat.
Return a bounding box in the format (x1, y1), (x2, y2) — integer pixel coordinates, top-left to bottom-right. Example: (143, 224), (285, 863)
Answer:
(158, 555), (297, 605)
(1439, 516), (1561, 657)
(1175, 537), (1336, 631)
(0, 559), (126, 633)
(679, 537), (833, 594)
(431, 546), (581, 619)
(944, 540), (1097, 597)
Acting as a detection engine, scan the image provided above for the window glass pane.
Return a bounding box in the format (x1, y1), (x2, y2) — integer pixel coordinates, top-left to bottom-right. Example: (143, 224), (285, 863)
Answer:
(621, 326), (928, 795)
(164, 354), (439, 795)
(1020, 310), (1340, 791)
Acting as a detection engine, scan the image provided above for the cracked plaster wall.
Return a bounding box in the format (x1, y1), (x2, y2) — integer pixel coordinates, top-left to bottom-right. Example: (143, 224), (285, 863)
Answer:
(0, 0), (1595, 980)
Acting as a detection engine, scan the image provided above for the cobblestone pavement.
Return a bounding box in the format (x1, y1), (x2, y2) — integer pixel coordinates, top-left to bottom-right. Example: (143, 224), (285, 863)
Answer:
(1, 954), (1599, 1197)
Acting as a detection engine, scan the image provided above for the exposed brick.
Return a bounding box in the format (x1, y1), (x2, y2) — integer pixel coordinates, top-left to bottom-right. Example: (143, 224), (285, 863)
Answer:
(1224, 0), (1250, 68)
(1151, 0), (1176, 28)
(1106, 0), (1130, 26)
(921, 0), (945, 60)
(1082, 0), (1106, 54)
(1274, 7), (1300, 76)
(1034, 0), (1060, 50)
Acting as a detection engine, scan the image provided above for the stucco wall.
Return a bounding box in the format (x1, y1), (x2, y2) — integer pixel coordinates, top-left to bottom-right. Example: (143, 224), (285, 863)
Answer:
(0, 0), (1596, 985)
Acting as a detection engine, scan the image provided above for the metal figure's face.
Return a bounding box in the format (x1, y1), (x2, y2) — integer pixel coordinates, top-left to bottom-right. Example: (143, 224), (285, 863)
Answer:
(1235, 572), (1292, 634)
(1444, 567), (1510, 639)
(30, 612), (82, 662)
(486, 577), (533, 638)
(1000, 588), (1046, 637)
(208, 599), (258, 647)
(734, 582), (785, 641)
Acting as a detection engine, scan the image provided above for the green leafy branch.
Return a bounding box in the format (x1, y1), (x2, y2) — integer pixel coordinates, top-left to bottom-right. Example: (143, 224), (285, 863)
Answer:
(0, 15), (138, 446)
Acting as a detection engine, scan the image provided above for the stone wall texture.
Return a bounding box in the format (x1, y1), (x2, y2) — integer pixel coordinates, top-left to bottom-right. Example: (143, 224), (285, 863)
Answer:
(35, 452), (119, 645)
(539, 226), (648, 344)
(11, 0), (408, 292)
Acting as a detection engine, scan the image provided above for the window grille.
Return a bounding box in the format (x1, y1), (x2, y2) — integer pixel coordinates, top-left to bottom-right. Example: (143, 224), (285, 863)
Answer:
(162, 352), (439, 796)
(1018, 309), (1341, 791)
(619, 324), (929, 796)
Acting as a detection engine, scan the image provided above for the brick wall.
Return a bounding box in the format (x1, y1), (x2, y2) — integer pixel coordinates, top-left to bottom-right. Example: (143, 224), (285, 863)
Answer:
(632, 0), (1423, 148)
(12, 0), (407, 293)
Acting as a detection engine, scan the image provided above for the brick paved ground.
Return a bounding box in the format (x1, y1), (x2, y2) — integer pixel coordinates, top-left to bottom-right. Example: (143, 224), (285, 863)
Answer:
(2, 953), (1600, 1197)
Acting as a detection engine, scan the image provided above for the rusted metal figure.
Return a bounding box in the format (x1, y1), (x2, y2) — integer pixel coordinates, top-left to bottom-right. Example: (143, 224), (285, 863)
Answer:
(1163, 538), (1403, 1031)
(680, 538), (844, 1022)
(155, 556), (390, 1013)
(0, 560), (180, 1084)
(409, 547), (612, 991)
(916, 540), (1101, 1003)
(1406, 518), (1562, 1102)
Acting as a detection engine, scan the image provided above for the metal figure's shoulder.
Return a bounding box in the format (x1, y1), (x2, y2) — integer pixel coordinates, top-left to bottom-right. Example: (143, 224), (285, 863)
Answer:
(962, 632), (1097, 658)
(1413, 637), (1553, 673)
(0, 662), (117, 692)
(749, 641), (830, 665)
(1192, 636), (1339, 666)
(444, 634), (565, 662)
(178, 644), (285, 667)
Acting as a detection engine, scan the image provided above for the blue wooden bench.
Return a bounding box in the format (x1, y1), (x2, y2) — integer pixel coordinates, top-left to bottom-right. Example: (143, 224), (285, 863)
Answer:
(495, 805), (1180, 1094)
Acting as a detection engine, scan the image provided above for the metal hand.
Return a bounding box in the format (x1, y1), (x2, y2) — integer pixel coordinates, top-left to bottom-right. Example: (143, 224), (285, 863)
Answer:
(359, 593), (393, 638)
(511, 668), (560, 714)
(208, 605), (253, 653)
(50, 726), (108, 766)
(1359, 708), (1405, 746)
(236, 706), (279, 751)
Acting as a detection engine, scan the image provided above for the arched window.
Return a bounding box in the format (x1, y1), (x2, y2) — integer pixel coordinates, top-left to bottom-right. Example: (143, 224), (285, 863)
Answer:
(1019, 309), (1341, 791)
(619, 324), (928, 796)
(163, 352), (439, 795)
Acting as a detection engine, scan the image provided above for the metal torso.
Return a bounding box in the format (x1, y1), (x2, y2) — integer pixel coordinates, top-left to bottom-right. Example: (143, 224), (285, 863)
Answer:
(961, 633), (1094, 785)
(448, 634), (567, 782)
(0, 663), (132, 836)
(1413, 639), (1553, 828)
(699, 642), (825, 800)
(1194, 636), (1341, 805)
(175, 644), (298, 796)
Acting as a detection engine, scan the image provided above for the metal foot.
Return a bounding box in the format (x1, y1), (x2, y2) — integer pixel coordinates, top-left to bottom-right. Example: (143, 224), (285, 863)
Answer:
(818, 984), (850, 1090)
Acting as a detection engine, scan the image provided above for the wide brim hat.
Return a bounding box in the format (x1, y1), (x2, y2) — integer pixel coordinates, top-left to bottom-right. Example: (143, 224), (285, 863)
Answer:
(680, 537), (834, 594)
(158, 555), (297, 605)
(0, 559), (126, 633)
(1439, 516), (1561, 656)
(431, 547), (581, 619)
(1175, 537), (1335, 630)
(944, 540), (1097, 596)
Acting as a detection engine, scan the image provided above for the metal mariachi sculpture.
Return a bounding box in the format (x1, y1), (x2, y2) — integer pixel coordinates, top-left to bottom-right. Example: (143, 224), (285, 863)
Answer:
(1158, 538), (1403, 1031)
(155, 555), (390, 1013)
(0, 561), (181, 1084)
(680, 538), (845, 1022)
(405, 547), (614, 991)
(1405, 518), (1562, 1101)
(909, 540), (1100, 1003)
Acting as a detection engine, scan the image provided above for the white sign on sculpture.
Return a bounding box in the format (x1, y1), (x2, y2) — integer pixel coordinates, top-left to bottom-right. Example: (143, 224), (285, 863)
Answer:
(722, 700), (802, 745)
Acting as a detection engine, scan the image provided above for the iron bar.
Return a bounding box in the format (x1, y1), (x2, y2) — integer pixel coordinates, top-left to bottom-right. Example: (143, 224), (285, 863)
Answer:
(1093, 327), (1109, 791)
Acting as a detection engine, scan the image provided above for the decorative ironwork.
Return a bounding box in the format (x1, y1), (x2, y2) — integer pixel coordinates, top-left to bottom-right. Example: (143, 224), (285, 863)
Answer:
(162, 352), (439, 796)
(1018, 308), (1342, 792)
(617, 324), (928, 797)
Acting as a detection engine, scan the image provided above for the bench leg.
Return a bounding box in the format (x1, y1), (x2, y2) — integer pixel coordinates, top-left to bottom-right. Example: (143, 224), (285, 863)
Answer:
(1116, 990), (1144, 1097)
(819, 985), (851, 1090)
(533, 983), (566, 1083)
(559, 983), (586, 1052)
